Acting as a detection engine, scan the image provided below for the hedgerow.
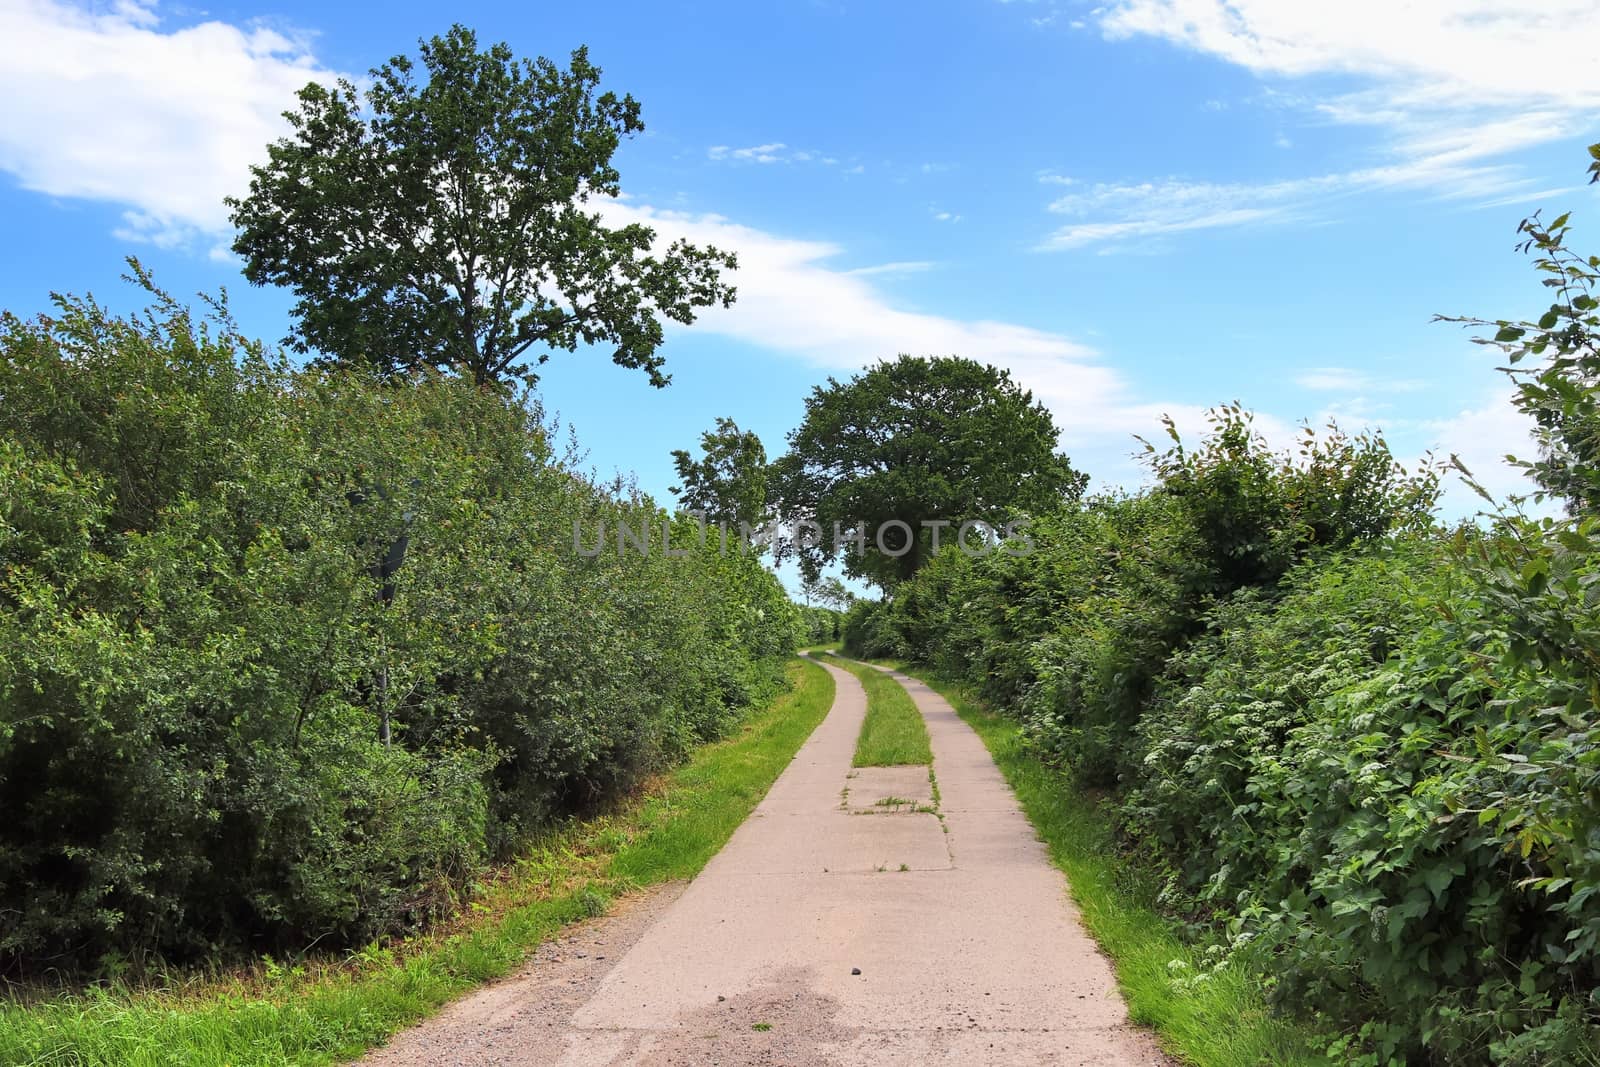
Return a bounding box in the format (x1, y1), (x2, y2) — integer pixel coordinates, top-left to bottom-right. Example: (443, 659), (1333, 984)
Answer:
(0, 279), (797, 974)
(860, 408), (1600, 1059)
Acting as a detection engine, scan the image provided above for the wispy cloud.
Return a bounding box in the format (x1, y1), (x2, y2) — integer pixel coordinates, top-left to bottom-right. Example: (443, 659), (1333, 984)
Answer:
(0, 0), (341, 250)
(1098, 1), (1600, 112)
(843, 260), (937, 277)
(1295, 367), (1424, 393)
(596, 200), (1229, 472)
(1037, 116), (1586, 251)
(1042, 2), (1600, 251)
(1039, 176), (1310, 249)
(707, 143), (840, 166)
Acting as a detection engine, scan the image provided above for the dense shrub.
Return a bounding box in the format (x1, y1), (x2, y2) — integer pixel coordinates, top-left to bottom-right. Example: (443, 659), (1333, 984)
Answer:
(1141, 406), (1438, 595)
(1121, 525), (1600, 1064)
(0, 283), (796, 972)
(1126, 542), (1448, 907)
(875, 414), (1436, 784)
(841, 598), (902, 660)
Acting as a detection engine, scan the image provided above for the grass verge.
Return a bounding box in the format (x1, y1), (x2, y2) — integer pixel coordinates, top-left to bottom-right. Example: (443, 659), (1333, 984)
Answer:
(870, 661), (1331, 1067)
(0, 658), (835, 1067)
(813, 653), (932, 767)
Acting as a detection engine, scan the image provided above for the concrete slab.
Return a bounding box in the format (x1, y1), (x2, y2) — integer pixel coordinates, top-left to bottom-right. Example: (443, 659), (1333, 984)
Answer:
(842, 765), (934, 812)
(709, 809), (951, 875)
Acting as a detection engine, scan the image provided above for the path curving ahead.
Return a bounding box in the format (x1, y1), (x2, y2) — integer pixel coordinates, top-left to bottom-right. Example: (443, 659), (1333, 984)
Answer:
(366, 658), (1170, 1066)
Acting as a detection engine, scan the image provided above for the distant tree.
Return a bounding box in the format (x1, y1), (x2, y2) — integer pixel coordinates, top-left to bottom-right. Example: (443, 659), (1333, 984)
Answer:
(771, 355), (1088, 588)
(802, 575), (855, 611)
(228, 25), (737, 388)
(670, 416), (769, 529)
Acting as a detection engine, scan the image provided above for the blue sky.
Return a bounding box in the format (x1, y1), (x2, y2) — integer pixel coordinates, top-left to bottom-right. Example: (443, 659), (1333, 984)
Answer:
(4, 0), (1600, 528)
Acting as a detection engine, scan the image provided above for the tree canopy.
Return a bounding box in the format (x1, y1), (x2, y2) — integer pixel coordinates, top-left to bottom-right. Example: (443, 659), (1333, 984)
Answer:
(669, 416), (770, 530)
(228, 25), (737, 388)
(771, 355), (1087, 588)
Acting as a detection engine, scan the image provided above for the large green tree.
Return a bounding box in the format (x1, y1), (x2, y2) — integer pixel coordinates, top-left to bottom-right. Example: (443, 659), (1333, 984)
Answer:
(228, 26), (737, 388)
(771, 355), (1087, 588)
(670, 416), (769, 529)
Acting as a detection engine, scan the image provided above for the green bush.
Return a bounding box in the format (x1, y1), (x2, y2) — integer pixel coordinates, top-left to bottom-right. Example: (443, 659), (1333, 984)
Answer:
(877, 413), (1437, 786)
(0, 280), (795, 972)
(1123, 525), (1600, 1063)
(841, 598), (903, 660)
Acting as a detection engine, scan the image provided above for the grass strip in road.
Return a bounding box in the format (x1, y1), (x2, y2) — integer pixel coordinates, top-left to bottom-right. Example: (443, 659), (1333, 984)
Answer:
(0, 658), (835, 1067)
(813, 653), (932, 768)
(870, 661), (1331, 1067)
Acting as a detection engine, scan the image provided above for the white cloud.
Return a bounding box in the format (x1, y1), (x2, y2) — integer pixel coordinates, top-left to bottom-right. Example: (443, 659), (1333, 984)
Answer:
(1471, 187), (1579, 211)
(593, 200), (1328, 493)
(1048, 2), (1600, 251)
(1296, 366), (1424, 393)
(625, 185), (1537, 511)
(1040, 175), (1309, 248)
(0, 0), (341, 247)
(708, 143), (787, 164)
(597, 201), (1194, 460)
(1037, 136), (1578, 251)
(707, 143), (839, 166)
(843, 260), (937, 277)
(932, 209), (962, 222)
(1420, 389), (1543, 514)
(1098, 1), (1600, 111)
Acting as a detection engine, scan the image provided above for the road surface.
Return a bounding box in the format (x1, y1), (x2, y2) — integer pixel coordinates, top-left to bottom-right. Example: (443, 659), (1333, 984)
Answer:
(365, 657), (1170, 1066)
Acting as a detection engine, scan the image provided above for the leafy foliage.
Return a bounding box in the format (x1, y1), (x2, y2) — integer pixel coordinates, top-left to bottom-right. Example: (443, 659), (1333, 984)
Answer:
(802, 576), (855, 612)
(867, 413), (1438, 780)
(796, 604), (845, 646)
(227, 26), (737, 387)
(850, 406), (1600, 1060)
(670, 416), (769, 529)
(1141, 404), (1440, 594)
(0, 276), (794, 973)
(1438, 187), (1600, 514)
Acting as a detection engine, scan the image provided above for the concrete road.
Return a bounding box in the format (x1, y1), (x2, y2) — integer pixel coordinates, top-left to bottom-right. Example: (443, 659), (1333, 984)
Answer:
(365, 658), (1171, 1066)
